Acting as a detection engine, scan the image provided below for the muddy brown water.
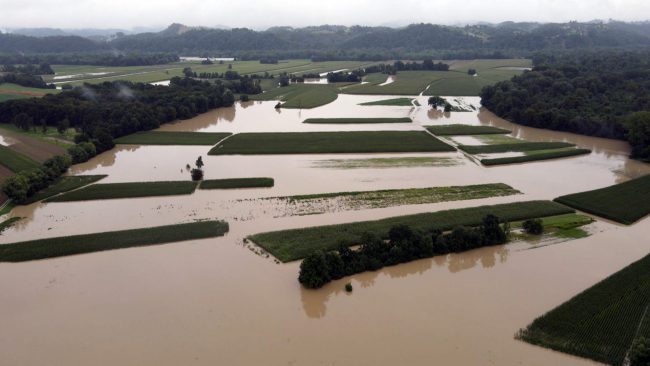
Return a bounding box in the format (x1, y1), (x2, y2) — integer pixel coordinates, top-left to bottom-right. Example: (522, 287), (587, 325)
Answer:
(1, 95), (649, 365)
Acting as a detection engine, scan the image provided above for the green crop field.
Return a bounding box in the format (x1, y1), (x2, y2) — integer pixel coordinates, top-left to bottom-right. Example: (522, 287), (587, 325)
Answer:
(555, 174), (650, 224)
(199, 177), (274, 189)
(425, 124), (511, 135)
(115, 131), (232, 145)
(47, 181), (198, 202)
(251, 83), (345, 109)
(22, 175), (108, 204)
(344, 71), (450, 95)
(359, 98), (416, 106)
(208, 131), (455, 155)
(249, 200), (573, 262)
(459, 142), (575, 154)
(0, 220), (229, 262)
(481, 148), (591, 166)
(0, 145), (41, 172)
(517, 252), (650, 366)
(302, 117), (411, 124)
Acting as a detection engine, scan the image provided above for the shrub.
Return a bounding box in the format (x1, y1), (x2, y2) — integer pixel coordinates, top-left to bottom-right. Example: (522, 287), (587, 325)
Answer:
(345, 283), (353, 292)
(630, 337), (650, 366)
(298, 251), (331, 289)
(523, 219), (544, 235)
(190, 168), (203, 181)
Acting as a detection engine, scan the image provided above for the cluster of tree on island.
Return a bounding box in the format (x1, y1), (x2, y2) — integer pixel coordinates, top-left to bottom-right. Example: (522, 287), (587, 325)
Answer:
(299, 215), (545, 289)
(1, 77), (240, 202)
(480, 49), (650, 160)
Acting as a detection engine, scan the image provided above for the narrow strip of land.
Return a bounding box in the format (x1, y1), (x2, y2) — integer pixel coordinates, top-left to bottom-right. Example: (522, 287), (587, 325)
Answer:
(200, 178), (274, 189)
(458, 142), (575, 154)
(47, 181), (198, 202)
(0, 221), (229, 262)
(115, 131), (232, 145)
(302, 117), (411, 124)
(22, 175), (107, 204)
(425, 124), (511, 135)
(250, 200), (573, 262)
(481, 148), (591, 166)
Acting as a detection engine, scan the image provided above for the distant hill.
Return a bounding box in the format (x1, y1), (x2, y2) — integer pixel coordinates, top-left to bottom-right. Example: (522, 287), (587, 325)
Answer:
(1, 21), (649, 57)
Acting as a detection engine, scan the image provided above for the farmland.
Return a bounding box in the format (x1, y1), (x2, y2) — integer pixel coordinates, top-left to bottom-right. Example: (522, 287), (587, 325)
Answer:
(517, 252), (650, 366)
(0, 145), (40, 172)
(0, 221), (229, 262)
(458, 142), (576, 154)
(555, 174), (650, 224)
(21, 175), (107, 204)
(209, 131), (455, 155)
(359, 97), (416, 106)
(481, 148), (591, 166)
(249, 200), (573, 262)
(47, 181), (198, 202)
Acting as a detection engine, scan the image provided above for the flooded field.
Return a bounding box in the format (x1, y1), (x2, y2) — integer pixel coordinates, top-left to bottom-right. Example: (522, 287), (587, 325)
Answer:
(1, 94), (649, 365)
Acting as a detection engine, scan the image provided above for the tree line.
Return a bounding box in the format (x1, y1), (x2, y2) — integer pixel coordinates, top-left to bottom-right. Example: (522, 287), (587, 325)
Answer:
(480, 50), (650, 160)
(0, 52), (179, 66)
(299, 215), (509, 289)
(1, 77), (239, 202)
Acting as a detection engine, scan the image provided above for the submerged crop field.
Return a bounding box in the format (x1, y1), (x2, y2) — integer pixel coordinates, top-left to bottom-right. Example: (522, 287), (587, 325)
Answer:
(311, 156), (464, 169)
(302, 117), (411, 124)
(0, 221), (229, 262)
(250, 200), (573, 262)
(265, 183), (520, 216)
(517, 252), (650, 366)
(48, 181), (198, 202)
(555, 174), (650, 224)
(115, 131), (232, 145)
(425, 124), (511, 135)
(209, 131), (455, 155)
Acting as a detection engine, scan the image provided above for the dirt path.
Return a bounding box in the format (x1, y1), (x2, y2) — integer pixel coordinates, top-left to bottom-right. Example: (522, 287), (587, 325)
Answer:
(0, 89), (47, 97)
(0, 127), (65, 162)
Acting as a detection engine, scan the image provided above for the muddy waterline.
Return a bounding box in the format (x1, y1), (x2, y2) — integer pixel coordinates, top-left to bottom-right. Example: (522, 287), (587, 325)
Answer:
(1, 95), (649, 365)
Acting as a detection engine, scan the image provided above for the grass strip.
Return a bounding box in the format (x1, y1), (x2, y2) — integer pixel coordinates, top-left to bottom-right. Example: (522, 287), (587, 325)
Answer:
(555, 174), (650, 225)
(0, 217), (21, 233)
(47, 181), (198, 202)
(425, 124), (511, 135)
(312, 156), (462, 169)
(459, 142), (575, 154)
(517, 252), (650, 366)
(115, 131), (232, 145)
(359, 98), (415, 106)
(200, 177), (274, 189)
(481, 148), (591, 166)
(22, 175), (107, 204)
(303, 117), (411, 124)
(0, 220), (229, 262)
(0, 145), (40, 172)
(209, 131), (455, 155)
(249, 200), (573, 262)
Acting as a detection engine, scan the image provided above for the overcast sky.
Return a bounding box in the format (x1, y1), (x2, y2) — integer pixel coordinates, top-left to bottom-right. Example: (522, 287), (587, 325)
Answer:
(1, 0), (649, 30)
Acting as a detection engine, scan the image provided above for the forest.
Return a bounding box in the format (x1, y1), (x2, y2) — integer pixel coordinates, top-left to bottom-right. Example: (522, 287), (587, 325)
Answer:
(480, 50), (650, 160)
(2, 21), (650, 61)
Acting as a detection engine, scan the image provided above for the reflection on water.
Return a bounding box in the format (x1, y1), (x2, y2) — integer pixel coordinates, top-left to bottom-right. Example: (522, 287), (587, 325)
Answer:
(300, 244), (508, 318)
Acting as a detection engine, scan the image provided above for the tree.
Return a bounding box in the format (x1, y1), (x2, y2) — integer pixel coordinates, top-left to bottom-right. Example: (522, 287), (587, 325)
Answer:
(468, 68), (477, 75)
(626, 111), (650, 160)
(298, 251), (331, 289)
(428, 96), (446, 108)
(444, 103), (452, 112)
(522, 219), (544, 235)
(191, 168), (203, 181)
(482, 214), (507, 244)
(195, 156), (204, 169)
(2, 174), (29, 202)
(57, 118), (70, 134)
(13, 113), (32, 131)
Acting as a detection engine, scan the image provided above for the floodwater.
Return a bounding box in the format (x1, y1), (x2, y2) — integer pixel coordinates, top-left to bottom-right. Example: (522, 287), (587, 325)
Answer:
(1, 94), (650, 365)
